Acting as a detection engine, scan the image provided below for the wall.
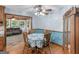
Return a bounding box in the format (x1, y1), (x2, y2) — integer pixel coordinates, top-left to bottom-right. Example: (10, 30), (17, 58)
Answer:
(50, 32), (63, 46)
(5, 5), (72, 32)
(32, 14), (63, 31)
(32, 6), (72, 32)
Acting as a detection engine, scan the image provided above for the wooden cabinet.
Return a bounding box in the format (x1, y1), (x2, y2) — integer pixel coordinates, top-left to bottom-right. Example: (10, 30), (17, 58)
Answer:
(63, 7), (79, 54)
(0, 37), (4, 50)
(0, 6), (5, 51)
(0, 6), (4, 23)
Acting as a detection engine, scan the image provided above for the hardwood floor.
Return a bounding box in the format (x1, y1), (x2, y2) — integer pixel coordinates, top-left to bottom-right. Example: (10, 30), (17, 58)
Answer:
(5, 42), (64, 54)
(5, 34), (64, 54)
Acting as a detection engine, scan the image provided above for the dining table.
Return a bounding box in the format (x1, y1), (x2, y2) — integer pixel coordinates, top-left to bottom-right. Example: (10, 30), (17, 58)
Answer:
(27, 33), (45, 48)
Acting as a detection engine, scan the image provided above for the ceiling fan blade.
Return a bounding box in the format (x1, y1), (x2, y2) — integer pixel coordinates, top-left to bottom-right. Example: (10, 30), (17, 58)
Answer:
(44, 13), (48, 15)
(34, 5), (42, 8)
(45, 9), (52, 11)
(37, 5), (42, 7)
(41, 12), (48, 15)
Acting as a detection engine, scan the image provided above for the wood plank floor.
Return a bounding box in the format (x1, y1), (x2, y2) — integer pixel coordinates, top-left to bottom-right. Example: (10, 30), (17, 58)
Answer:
(6, 42), (64, 54)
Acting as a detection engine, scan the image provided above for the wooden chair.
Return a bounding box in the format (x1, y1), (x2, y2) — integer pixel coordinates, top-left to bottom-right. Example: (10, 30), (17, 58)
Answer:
(44, 30), (51, 46)
(43, 30), (51, 53)
(22, 32), (33, 54)
(23, 32), (39, 54)
(23, 32), (28, 46)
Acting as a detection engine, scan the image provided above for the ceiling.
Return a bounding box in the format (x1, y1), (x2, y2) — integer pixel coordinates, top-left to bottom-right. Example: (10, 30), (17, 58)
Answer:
(4, 5), (73, 16)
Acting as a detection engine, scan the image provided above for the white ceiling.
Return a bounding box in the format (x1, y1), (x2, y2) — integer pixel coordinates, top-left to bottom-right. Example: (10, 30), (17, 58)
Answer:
(5, 5), (73, 16)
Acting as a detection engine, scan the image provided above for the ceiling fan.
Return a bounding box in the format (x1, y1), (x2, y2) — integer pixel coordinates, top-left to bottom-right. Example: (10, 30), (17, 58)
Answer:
(33, 5), (53, 16)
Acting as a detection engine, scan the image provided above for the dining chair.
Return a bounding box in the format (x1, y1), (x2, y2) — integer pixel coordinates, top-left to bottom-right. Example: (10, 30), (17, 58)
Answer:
(23, 32), (33, 54)
(43, 32), (51, 54)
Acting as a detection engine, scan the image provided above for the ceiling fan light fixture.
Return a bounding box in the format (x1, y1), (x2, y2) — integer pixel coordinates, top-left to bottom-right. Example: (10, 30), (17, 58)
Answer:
(35, 8), (39, 11)
(42, 9), (46, 12)
(34, 12), (40, 16)
(34, 5), (53, 16)
(40, 12), (46, 16)
(34, 12), (38, 15)
(34, 12), (46, 16)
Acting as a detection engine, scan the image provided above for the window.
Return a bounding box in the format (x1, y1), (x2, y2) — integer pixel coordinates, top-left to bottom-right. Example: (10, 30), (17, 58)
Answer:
(6, 19), (10, 28)
(11, 20), (19, 28)
(19, 20), (24, 28)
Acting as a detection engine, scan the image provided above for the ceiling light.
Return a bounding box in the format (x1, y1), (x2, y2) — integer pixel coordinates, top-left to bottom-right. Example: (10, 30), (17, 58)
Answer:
(34, 12), (38, 15)
(12, 17), (15, 20)
(34, 12), (40, 16)
(35, 8), (39, 11)
(42, 9), (46, 12)
(34, 11), (48, 16)
(40, 12), (45, 16)
(34, 5), (52, 16)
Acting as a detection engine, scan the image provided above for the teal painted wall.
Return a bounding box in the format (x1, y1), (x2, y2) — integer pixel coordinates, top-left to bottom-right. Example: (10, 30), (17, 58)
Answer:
(50, 32), (63, 46)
